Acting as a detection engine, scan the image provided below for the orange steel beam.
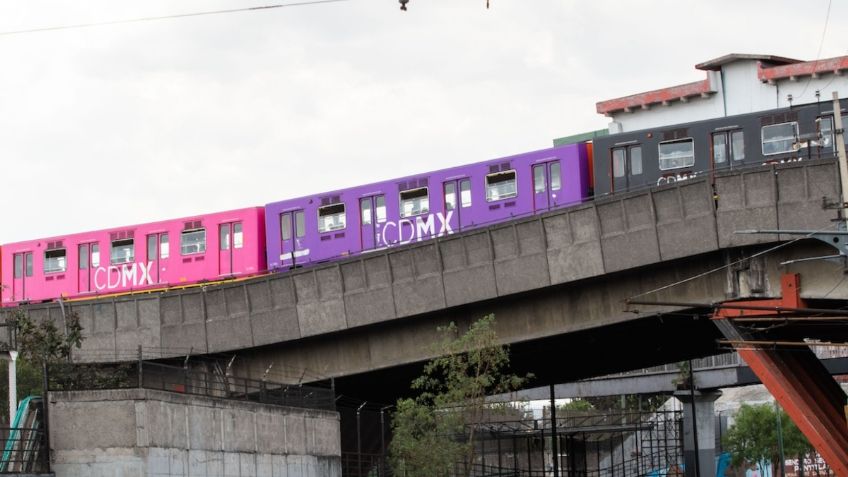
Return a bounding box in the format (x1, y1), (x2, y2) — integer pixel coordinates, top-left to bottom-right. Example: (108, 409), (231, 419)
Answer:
(713, 273), (848, 475)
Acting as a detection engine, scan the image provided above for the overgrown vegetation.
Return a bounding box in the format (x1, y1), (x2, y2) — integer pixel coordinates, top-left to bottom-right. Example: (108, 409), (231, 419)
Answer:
(389, 314), (531, 477)
(0, 309), (84, 422)
(723, 403), (813, 474)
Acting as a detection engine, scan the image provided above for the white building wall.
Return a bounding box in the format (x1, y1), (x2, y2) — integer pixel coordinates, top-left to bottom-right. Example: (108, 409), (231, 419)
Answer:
(605, 59), (848, 134)
(775, 75), (848, 108)
(722, 61), (779, 115)
(608, 71), (725, 133)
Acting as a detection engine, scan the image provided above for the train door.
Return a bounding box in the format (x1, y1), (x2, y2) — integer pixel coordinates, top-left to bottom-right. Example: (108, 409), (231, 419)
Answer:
(711, 130), (745, 171)
(442, 179), (471, 233)
(442, 181), (461, 233)
(359, 195), (384, 250)
(218, 222), (242, 276)
(279, 210), (306, 267)
(532, 162), (563, 212)
(146, 233), (169, 283)
(12, 252), (32, 302)
(610, 145), (642, 193)
(78, 244), (91, 292)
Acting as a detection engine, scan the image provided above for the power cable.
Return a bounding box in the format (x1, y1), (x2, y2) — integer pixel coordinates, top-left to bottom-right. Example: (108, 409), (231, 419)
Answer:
(798, 0), (832, 100)
(0, 0), (350, 37)
(627, 222), (841, 301)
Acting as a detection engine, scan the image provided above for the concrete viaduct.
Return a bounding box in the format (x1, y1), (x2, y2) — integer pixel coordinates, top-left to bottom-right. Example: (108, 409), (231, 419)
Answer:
(6, 158), (848, 402)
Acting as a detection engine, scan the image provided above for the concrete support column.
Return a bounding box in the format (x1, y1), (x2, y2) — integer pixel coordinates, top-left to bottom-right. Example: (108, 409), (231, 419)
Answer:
(675, 390), (721, 477)
(8, 350), (17, 426)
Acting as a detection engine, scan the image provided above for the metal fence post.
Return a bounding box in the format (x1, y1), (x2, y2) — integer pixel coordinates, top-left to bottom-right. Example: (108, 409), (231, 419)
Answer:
(41, 362), (51, 473)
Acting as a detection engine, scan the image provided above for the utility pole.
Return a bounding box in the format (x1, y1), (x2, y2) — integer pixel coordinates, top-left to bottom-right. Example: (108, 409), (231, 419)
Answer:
(832, 91), (848, 229)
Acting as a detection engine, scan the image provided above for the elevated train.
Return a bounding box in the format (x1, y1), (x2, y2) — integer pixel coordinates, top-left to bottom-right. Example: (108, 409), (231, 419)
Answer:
(1, 98), (845, 305)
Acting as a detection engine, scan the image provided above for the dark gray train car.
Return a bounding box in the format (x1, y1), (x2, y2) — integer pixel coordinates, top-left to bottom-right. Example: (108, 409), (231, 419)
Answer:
(593, 98), (848, 196)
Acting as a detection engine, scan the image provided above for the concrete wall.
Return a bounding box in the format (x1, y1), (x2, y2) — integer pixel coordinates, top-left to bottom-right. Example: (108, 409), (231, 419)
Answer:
(49, 388), (340, 477)
(2, 160), (844, 375)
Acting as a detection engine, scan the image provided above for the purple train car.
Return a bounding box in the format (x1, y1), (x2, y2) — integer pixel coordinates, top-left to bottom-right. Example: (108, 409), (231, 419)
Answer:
(264, 143), (590, 270)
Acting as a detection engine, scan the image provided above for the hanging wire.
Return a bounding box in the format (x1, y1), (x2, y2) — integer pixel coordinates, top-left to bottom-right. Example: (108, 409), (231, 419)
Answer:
(0, 0), (351, 37)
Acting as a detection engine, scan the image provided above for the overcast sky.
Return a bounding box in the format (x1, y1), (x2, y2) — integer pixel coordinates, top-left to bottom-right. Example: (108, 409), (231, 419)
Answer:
(0, 0), (845, 244)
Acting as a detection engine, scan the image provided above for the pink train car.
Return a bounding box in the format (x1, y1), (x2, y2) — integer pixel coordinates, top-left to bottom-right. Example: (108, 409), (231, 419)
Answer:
(1, 207), (266, 305)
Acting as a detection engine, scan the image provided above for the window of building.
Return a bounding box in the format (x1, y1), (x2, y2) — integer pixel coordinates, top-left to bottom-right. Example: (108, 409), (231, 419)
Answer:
(761, 122), (798, 155)
(713, 134), (727, 164)
(111, 238), (134, 265)
(485, 170), (517, 202)
(400, 187), (429, 217)
(818, 117), (834, 149)
(612, 148), (626, 177)
(630, 147), (642, 175)
(460, 179), (471, 207)
(180, 229), (206, 255)
(444, 183), (457, 211)
(731, 131), (745, 161)
(533, 165), (545, 193)
(318, 203), (346, 232)
(658, 139), (695, 170)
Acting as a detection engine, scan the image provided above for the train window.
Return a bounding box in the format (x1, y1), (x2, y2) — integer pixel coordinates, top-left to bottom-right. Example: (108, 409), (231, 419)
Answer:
(533, 165), (545, 193)
(818, 117), (834, 149)
(91, 244), (100, 267)
(220, 224), (231, 250)
(761, 122), (798, 155)
(360, 198), (372, 225)
(612, 148), (626, 177)
(460, 179), (472, 207)
(318, 203), (346, 232)
(486, 170), (517, 202)
(658, 139), (695, 170)
(375, 196), (387, 222)
(44, 248), (66, 273)
(629, 147), (642, 176)
(712, 134), (727, 164)
(25, 254), (32, 277)
(111, 238), (134, 265)
(148, 235), (158, 260)
(444, 182), (457, 211)
(13, 254), (22, 278)
(295, 210), (306, 237)
(79, 245), (89, 270)
(731, 131), (745, 161)
(233, 223), (243, 249)
(160, 234), (169, 258)
(180, 229), (206, 255)
(400, 187), (429, 217)
(281, 214), (292, 240)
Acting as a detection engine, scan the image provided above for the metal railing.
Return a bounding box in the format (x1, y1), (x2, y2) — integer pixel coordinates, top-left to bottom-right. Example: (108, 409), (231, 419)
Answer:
(0, 426), (48, 473)
(47, 360), (336, 412)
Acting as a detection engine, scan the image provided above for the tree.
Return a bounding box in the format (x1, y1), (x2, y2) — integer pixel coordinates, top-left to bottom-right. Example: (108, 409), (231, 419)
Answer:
(0, 309), (84, 422)
(389, 314), (531, 477)
(723, 403), (813, 476)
